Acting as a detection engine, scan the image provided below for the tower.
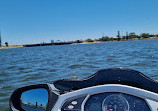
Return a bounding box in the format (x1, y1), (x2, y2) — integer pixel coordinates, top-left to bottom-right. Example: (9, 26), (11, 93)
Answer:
(117, 30), (120, 38)
(0, 30), (1, 47)
(117, 30), (121, 41)
(126, 32), (129, 40)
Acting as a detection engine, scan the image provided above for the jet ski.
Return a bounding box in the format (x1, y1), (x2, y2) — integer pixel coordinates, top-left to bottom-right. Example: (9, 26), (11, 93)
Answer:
(9, 67), (158, 111)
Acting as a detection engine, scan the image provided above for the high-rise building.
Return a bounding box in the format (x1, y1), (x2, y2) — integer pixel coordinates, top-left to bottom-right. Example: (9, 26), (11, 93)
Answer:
(0, 30), (1, 47)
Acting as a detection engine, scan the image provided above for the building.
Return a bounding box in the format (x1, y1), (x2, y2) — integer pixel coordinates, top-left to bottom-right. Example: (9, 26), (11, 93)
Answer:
(51, 40), (54, 43)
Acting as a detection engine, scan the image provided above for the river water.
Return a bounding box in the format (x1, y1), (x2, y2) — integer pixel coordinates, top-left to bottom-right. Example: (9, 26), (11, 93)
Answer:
(0, 39), (158, 111)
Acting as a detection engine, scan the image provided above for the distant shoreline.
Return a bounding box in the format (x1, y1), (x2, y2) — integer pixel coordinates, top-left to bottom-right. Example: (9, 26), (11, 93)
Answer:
(72, 37), (158, 45)
(0, 37), (158, 49)
(0, 45), (23, 49)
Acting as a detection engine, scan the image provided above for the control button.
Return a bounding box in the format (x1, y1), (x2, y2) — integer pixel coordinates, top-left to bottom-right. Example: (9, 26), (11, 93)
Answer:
(71, 101), (77, 105)
(68, 105), (74, 109)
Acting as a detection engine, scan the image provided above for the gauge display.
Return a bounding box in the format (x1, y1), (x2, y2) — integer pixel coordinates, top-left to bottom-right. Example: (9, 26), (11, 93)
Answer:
(84, 93), (150, 111)
(102, 94), (129, 111)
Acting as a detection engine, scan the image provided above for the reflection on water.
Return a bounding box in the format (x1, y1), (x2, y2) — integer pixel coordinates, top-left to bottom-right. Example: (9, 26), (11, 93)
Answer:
(1, 39), (158, 111)
(21, 88), (48, 111)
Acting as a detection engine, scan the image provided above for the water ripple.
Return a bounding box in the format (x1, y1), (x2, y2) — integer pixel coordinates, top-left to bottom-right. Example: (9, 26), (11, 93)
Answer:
(1, 39), (158, 110)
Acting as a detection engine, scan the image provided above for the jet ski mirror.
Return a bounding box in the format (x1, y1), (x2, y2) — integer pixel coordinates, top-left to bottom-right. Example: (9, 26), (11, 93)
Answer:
(20, 88), (48, 111)
(10, 84), (59, 111)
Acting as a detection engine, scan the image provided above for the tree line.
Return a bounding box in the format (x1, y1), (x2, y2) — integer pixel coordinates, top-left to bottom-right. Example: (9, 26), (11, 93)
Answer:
(73, 32), (158, 43)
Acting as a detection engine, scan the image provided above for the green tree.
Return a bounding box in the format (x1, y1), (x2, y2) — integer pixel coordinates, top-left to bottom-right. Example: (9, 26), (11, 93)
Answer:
(149, 34), (155, 37)
(140, 33), (150, 38)
(137, 36), (141, 39)
(98, 36), (110, 41)
(86, 38), (94, 42)
(75, 40), (83, 43)
(109, 37), (114, 41)
(5, 42), (8, 46)
(129, 32), (139, 39)
(122, 36), (126, 40)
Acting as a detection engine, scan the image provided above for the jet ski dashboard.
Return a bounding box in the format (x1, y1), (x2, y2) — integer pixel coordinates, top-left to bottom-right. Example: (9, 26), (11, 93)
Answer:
(9, 68), (158, 111)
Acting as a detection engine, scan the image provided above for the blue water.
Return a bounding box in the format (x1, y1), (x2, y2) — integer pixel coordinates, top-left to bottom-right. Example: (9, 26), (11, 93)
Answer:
(0, 39), (158, 111)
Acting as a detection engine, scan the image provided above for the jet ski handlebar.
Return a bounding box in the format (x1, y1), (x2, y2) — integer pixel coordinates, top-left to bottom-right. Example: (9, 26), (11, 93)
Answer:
(9, 67), (158, 111)
(54, 67), (158, 93)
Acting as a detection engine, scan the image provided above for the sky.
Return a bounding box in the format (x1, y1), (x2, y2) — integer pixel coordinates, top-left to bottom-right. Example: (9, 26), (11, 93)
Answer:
(0, 0), (158, 45)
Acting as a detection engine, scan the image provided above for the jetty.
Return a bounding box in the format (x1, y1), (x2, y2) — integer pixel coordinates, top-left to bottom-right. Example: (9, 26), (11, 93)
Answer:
(23, 42), (72, 47)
